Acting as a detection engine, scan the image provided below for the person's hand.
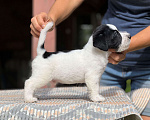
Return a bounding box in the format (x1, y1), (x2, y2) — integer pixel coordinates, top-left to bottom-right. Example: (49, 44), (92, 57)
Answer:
(30, 12), (49, 38)
(108, 49), (127, 64)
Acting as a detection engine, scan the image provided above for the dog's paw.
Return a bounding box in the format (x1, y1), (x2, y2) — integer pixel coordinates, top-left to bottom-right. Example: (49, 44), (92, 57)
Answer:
(24, 97), (38, 103)
(90, 94), (105, 102)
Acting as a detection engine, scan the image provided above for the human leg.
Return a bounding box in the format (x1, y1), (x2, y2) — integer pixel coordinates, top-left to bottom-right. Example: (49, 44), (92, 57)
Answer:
(100, 63), (127, 90)
(128, 67), (150, 117)
(141, 115), (150, 120)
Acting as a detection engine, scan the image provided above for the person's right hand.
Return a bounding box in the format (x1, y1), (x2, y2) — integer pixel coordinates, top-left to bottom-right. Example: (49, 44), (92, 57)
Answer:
(30, 12), (48, 38)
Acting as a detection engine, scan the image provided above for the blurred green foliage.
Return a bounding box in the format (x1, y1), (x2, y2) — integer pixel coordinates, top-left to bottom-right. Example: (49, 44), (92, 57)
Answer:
(125, 79), (131, 93)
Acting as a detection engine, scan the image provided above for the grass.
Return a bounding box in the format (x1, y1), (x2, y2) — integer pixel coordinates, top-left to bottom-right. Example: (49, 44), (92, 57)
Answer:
(125, 79), (131, 93)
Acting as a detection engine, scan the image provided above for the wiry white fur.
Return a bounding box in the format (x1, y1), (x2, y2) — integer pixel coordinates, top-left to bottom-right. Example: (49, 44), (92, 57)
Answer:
(37, 22), (54, 55)
(106, 24), (118, 31)
(24, 23), (130, 103)
(117, 31), (131, 52)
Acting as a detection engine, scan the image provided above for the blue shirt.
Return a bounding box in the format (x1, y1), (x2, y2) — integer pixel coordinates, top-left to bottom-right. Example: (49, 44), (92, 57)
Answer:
(102, 0), (150, 67)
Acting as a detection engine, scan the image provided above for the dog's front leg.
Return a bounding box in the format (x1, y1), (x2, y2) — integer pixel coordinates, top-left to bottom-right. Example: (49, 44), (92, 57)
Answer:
(85, 72), (105, 102)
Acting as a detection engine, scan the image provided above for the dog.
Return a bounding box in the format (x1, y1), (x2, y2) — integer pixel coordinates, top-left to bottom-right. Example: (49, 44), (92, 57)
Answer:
(24, 22), (131, 103)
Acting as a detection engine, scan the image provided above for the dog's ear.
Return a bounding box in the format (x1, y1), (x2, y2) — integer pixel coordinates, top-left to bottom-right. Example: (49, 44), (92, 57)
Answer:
(93, 34), (108, 51)
(93, 25), (109, 51)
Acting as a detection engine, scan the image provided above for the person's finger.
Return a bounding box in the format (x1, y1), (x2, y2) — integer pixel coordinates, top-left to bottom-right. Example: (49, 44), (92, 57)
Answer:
(108, 56), (119, 64)
(31, 16), (42, 32)
(30, 24), (40, 37)
(30, 30), (39, 38)
(110, 52), (125, 62)
(36, 12), (48, 29)
(108, 51), (126, 64)
(108, 49), (116, 52)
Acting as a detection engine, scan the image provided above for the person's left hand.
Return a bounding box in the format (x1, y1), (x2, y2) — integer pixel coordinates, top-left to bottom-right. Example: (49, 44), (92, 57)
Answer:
(108, 49), (127, 64)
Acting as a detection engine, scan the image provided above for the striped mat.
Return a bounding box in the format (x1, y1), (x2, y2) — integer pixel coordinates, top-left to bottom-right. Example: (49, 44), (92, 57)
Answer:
(0, 86), (149, 120)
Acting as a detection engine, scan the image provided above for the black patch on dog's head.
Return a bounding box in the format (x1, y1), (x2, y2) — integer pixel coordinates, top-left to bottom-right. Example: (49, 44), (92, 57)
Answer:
(93, 25), (122, 51)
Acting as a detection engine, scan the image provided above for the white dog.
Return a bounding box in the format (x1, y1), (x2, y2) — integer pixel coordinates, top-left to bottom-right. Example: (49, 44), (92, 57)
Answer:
(24, 22), (131, 103)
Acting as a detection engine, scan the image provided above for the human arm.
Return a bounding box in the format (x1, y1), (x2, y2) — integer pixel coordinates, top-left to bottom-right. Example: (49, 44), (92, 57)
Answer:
(109, 26), (150, 64)
(30, 0), (84, 38)
(47, 0), (84, 26)
(126, 26), (150, 53)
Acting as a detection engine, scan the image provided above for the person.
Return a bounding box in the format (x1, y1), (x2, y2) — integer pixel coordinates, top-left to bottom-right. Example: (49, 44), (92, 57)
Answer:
(30, 0), (150, 119)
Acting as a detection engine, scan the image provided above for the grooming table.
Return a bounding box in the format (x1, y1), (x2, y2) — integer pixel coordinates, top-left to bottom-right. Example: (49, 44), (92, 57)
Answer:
(0, 86), (149, 120)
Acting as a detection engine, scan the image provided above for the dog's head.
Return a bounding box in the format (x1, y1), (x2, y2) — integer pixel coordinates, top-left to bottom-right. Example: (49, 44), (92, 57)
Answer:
(93, 24), (131, 52)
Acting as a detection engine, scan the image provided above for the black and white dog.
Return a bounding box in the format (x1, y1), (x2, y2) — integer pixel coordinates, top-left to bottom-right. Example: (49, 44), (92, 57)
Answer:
(24, 22), (131, 103)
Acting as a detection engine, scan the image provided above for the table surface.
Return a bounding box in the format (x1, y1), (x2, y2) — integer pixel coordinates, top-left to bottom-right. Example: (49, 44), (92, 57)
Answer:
(0, 86), (149, 120)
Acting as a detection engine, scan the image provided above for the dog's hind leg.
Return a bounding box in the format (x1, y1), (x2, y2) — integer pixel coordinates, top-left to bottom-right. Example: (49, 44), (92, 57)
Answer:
(24, 78), (38, 103)
(24, 58), (54, 102)
(24, 76), (52, 103)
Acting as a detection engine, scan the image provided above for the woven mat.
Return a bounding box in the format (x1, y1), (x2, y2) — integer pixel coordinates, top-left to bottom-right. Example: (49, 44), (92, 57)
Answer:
(0, 86), (149, 120)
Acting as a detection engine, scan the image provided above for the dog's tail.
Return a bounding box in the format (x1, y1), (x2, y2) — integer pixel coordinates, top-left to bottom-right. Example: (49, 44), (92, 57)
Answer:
(37, 22), (54, 55)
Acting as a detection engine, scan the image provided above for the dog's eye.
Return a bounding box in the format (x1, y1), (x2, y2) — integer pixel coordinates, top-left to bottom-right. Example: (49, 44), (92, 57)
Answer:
(99, 34), (103, 37)
(112, 31), (118, 38)
(114, 31), (117, 36)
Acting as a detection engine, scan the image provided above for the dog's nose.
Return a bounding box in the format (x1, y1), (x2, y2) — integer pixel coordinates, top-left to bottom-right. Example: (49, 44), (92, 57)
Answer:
(128, 35), (131, 39)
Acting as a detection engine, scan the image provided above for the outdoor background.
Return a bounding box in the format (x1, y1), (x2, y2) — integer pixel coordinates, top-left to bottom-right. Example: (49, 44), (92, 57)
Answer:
(0, 0), (131, 92)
